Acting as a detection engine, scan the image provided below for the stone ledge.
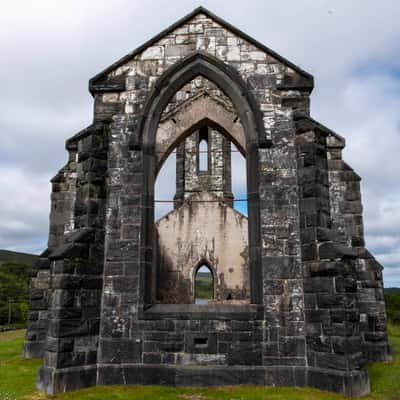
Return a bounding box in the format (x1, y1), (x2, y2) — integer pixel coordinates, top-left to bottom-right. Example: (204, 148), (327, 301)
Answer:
(88, 364), (367, 397)
(141, 304), (264, 320)
(37, 361), (370, 397)
(37, 365), (97, 395)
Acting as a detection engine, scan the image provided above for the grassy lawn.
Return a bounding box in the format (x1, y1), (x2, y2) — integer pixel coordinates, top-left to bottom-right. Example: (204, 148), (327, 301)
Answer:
(0, 326), (399, 400)
(195, 272), (213, 300)
(0, 330), (42, 399)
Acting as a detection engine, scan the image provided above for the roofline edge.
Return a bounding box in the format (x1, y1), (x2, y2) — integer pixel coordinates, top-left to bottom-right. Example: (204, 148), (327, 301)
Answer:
(88, 6), (313, 96)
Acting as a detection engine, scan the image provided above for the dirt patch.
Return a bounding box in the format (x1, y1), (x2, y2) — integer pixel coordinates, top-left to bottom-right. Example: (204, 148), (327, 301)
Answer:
(0, 329), (26, 342)
(180, 394), (206, 400)
(23, 392), (47, 400)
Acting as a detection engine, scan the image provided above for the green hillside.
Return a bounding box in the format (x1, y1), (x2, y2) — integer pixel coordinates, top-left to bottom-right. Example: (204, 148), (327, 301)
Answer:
(0, 249), (38, 266)
(384, 288), (400, 324)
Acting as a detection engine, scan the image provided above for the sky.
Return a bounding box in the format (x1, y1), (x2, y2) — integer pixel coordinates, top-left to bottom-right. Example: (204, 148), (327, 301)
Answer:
(0, 0), (399, 286)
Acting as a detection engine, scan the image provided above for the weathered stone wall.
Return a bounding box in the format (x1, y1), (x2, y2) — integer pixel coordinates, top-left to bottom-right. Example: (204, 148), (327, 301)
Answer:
(48, 149), (78, 248)
(327, 134), (391, 362)
(156, 192), (249, 303)
(175, 129), (232, 204)
(95, 11), (312, 379)
(23, 148), (78, 358)
(295, 116), (368, 393)
(36, 124), (108, 393)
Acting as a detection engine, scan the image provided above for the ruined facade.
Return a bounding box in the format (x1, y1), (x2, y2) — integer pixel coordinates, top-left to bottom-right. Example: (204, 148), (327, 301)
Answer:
(24, 7), (391, 396)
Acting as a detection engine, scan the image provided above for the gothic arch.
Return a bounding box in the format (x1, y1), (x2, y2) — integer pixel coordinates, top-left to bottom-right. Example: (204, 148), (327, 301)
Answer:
(155, 93), (246, 173)
(192, 260), (216, 303)
(140, 51), (263, 304)
(156, 117), (244, 176)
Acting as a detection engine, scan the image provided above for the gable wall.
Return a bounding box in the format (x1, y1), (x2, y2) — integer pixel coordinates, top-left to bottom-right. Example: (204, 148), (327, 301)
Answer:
(156, 192), (249, 303)
(98, 11), (311, 371)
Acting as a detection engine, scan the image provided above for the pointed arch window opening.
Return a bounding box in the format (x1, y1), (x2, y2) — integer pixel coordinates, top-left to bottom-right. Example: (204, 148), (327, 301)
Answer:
(154, 126), (247, 221)
(198, 126), (209, 172)
(194, 264), (214, 304)
(141, 52), (263, 305)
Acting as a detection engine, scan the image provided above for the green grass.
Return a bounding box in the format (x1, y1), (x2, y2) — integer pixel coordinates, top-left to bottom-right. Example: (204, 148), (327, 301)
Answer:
(0, 330), (42, 400)
(384, 289), (400, 324)
(0, 327), (399, 400)
(195, 272), (213, 300)
(366, 323), (400, 400)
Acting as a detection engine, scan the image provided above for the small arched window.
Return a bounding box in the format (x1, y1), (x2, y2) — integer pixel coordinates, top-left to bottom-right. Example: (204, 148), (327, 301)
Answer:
(195, 264), (213, 304)
(198, 126), (209, 171)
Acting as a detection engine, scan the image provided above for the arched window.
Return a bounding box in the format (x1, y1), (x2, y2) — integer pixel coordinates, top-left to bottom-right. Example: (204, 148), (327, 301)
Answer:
(195, 265), (213, 304)
(141, 52), (263, 305)
(198, 126), (209, 171)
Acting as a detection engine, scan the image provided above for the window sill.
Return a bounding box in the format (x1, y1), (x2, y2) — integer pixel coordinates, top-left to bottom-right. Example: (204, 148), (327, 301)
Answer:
(141, 303), (264, 320)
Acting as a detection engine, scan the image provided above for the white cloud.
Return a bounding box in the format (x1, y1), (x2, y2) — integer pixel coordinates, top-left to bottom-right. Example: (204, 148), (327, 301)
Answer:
(0, 167), (50, 253)
(367, 235), (400, 252)
(381, 266), (400, 288)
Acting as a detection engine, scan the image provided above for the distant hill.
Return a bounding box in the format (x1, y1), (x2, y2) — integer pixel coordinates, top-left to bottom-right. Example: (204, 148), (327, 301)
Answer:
(0, 249), (38, 266)
(384, 288), (400, 324)
(385, 287), (400, 294)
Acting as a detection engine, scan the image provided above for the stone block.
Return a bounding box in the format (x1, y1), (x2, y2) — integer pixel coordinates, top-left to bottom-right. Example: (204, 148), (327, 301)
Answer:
(303, 277), (334, 293)
(279, 337), (306, 357)
(227, 342), (262, 365)
(262, 256), (301, 279)
(310, 261), (343, 276)
(99, 339), (142, 363)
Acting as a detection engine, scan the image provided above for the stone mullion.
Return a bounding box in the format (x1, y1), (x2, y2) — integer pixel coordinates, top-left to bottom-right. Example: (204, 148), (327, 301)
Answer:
(222, 134), (233, 206)
(182, 134), (198, 197)
(174, 142), (185, 208)
(209, 129), (221, 195)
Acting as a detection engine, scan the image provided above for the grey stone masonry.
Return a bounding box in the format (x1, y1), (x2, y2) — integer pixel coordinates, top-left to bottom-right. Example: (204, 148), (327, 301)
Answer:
(23, 250), (50, 358)
(24, 6), (390, 397)
(327, 133), (391, 362)
(174, 126), (233, 207)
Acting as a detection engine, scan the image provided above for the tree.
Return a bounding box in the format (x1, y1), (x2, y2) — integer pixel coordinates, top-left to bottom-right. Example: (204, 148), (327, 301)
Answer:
(0, 263), (31, 325)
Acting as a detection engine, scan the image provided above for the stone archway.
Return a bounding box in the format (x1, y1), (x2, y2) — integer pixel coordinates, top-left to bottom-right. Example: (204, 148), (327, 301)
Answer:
(140, 51), (263, 304)
(155, 92), (246, 173)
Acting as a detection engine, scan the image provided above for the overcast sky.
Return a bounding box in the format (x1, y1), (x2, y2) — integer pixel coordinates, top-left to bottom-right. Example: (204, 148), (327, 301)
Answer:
(1, 0), (399, 286)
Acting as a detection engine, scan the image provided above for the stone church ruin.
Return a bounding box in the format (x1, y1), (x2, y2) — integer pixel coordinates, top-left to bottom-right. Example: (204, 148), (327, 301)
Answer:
(24, 7), (391, 396)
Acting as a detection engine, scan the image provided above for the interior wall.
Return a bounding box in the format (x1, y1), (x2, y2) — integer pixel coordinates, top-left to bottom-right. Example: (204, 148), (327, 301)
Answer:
(156, 192), (249, 303)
